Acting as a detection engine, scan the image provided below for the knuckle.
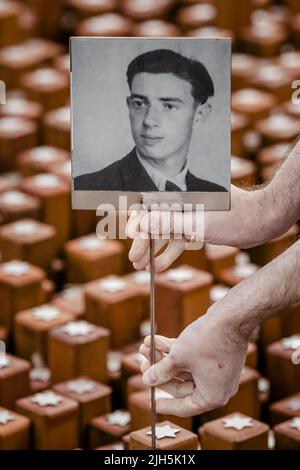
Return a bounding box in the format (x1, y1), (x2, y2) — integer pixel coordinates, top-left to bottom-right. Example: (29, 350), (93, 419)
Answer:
(200, 393), (229, 411)
(167, 350), (183, 368)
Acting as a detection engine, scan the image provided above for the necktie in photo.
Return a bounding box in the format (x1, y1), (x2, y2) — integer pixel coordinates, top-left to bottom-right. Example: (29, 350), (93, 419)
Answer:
(165, 180), (182, 191)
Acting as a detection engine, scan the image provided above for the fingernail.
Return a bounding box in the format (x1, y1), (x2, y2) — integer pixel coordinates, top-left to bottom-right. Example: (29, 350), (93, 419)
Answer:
(144, 369), (157, 385)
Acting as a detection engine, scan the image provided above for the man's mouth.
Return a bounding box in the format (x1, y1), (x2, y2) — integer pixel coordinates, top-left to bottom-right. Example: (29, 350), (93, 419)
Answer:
(141, 135), (163, 143)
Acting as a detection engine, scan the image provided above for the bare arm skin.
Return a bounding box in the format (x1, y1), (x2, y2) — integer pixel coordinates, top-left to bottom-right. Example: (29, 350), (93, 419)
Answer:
(127, 137), (300, 271)
(140, 239), (300, 417)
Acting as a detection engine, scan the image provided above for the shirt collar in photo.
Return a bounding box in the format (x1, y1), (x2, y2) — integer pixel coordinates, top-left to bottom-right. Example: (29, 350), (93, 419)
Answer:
(136, 150), (188, 191)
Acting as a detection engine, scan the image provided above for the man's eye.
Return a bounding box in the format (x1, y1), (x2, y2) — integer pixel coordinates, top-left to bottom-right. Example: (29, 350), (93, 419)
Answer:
(132, 100), (146, 109)
(163, 103), (176, 110)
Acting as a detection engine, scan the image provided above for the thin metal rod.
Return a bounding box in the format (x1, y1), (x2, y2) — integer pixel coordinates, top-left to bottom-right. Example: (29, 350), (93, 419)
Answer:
(150, 236), (156, 450)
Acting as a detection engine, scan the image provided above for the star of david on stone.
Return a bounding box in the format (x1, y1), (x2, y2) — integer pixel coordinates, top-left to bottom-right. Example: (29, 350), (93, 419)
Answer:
(107, 351), (122, 373)
(62, 286), (83, 298)
(167, 268), (193, 282)
(1, 191), (27, 206)
(258, 378), (270, 393)
(98, 277), (126, 293)
(79, 236), (104, 251)
(0, 411), (15, 425)
(223, 415), (253, 431)
(62, 321), (94, 337)
(132, 271), (150, 285)
(66, 378), (95, 394)
(140, 320), (151, 338)
(106, 410), (131, 427)
(285, 398), (300, 411)
(146, 424), (180, 440)
(31, 391), (63, 407)
(232, 263), (258, 278)
(2, 260), (30, 277)
(290, 417), (300, 432)
(33, 174), (59, 188)
(112, 444), (124, 450)
(30, 367), (51, 383)
(11, 220), (37, 236)
(0, 354), (11, 369)
(32, 305), (61, 322)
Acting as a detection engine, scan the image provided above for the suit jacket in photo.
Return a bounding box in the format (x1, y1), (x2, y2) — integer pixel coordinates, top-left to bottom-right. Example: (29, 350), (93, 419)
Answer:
(74, 148), (228, 192)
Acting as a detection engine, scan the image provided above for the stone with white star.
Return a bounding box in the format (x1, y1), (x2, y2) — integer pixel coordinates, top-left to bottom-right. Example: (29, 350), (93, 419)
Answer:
(31, 391), (63, 407)
(209, 285), (230, 302)
(53, 107), (70, 125)
(268, 431), (275, 450)
(66, 378), (95, 394)
(62, 321), (94, 337)
(132, 271), (150, 285)
(112, 444), (124, 450)
(223, 415), (253, 431)
(232, 263), (258, 278)
(285, 398), (300, 411)
(30, 69), (61, 86)
(0, 354), (11, 369)
(289, 417), (300, 432)
(235, 252), (250, 265)
(233, 252), (258, 278)
(231, 156), (245, 172)
(2, 260), (30, 277)
(258, 378), (270, 394)
(33, 174), (60, 189)
(166, 267), (193, 283)
(0, 191), (27, 206)
(98, 277), (126, 293)
(61, 286), (83, 298)
(30, 367), (51, 383)
(79, 235), (104, 251)
(11, 220), (37, 237)
(61, 161), (71, 175)
(140, 320), (151, 338)
(106, 410), (131, 427)
(281, 335), (300, 351)
(107, 351), (122, 373)
(147, 424), (181, 440)
(32, 305), (61, 322)
(30, 146), (58, 162)
(0, 411), (15, 425)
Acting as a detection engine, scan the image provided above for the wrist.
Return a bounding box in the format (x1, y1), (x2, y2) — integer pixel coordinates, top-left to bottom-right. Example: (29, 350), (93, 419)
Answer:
(204, 286), (259, 343)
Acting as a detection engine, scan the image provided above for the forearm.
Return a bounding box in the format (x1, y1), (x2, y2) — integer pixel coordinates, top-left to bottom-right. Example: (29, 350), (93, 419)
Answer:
(204, 138), (300, 248)
(204, 185), (272, 248)
(211, 239), (300, 339)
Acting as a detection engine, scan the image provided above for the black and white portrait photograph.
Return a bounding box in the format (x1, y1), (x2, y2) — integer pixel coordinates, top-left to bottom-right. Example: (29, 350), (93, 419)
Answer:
(71, 37), (231, 210)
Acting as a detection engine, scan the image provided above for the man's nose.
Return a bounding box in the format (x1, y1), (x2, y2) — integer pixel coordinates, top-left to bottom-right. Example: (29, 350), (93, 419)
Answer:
(143, 105), (160, 127)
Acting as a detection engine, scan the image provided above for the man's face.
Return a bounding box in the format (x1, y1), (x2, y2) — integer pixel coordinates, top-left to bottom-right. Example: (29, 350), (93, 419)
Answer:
(127, 72), (198, 163)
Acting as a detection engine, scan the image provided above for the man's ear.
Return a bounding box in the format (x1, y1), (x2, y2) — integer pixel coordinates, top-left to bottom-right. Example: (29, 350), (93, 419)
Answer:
(193, 98), (212, 127)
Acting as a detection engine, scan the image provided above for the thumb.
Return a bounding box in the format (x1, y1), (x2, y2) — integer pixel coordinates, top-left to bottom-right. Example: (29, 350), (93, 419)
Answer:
(142, 355), (179, 386)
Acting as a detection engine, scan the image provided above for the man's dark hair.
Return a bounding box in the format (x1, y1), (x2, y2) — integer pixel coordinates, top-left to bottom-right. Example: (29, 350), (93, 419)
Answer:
(126, 49), (214, 105)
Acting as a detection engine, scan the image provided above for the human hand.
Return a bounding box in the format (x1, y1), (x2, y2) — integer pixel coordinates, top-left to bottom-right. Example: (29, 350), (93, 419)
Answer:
(126, 208), (204, 272)
(127, 185), (247, 272)
(139, 307), (250, 417)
